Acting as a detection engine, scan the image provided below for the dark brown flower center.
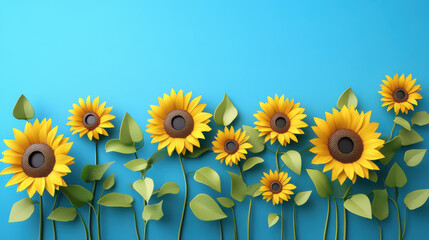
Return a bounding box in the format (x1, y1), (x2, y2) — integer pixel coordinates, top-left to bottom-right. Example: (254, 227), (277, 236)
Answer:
(21, 143), (56, 177)
(270, 113), (290, 133)
(224, 140), (239, 154)
(83, 112), (100, 130)
(270, 181), (283, 194)
(164, 109), (194, 138)
(393, 88), (408, 103)
(328, 129), (364, 163)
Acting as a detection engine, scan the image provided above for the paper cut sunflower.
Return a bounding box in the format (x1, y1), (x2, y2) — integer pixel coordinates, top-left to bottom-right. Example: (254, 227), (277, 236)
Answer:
(254, 95), (307, 146)
(147, 89), (212, 156)
(259, 170), (296, 205)
(212, 126), (252, 166)
(67, 96), (115, 141)
(310, 106), (385, 184)
(379, 74), (422, 115)
(0, 119), (74, 197)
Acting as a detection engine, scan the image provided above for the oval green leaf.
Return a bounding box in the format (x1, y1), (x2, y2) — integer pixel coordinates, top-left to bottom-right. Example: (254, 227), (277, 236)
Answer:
(194, 167), (221, 193)
(368, 171), (378, 183)
(105, 139), (136, 154)
(143, 201), (164, 221)
(60, 185), (93, 208)
(404, 189), (429, 210)
(184, 145), (210, 159)
(243, 157), (264, 172)
(48, 207), (77, 222)
(344, 194), (372, 219)
(246, 183), (263, 197)
(294, 191), (312, 206)
(372, 189), (389, 220)
(98, 193), (133, 207)
(13, 95), (35, 120)
(411, 111), (429, 126)
(214, 94), (238, 126)
(337, 88), (358, 109)
(306, 169), (333, 198)
(190, 194), (227, 221)
(124, 158), (148, 172)
(120, 113), (143, 145)
(81, 161), (114, 183)
(281, 150), (302, 175)
(394, 117), (411, 131)
(217, 197), (235, 208)
(243, 125), (265, 153)
(103, 173), (115, 190)
(399, 128), (424, 146)
(268, 213), (279, 228)
(133, 178), (154, 202)
(228, 171), (247, 202)
(157, 182), (180, 198)
(9, 198), (34, 223)
(385, 163), (407, 188)
(379, 136), (402, 165)
(404, 149), (427, 167)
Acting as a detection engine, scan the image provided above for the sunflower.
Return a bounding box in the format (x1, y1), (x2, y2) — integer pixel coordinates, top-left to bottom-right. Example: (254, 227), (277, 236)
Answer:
(67, 96), (115, 141)
(254, 95), (307, 146)
(310, 106), (385, 184)
(147, 89), (212, 156)
(379, 74), (422, 114)
(259, 170), (296, 205)
(212, 126), (253, 166)
(0, 119), (74, 197)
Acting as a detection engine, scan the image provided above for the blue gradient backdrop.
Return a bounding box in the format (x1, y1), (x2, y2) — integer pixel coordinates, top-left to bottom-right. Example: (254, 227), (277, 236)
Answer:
(1, 1), (429, 240)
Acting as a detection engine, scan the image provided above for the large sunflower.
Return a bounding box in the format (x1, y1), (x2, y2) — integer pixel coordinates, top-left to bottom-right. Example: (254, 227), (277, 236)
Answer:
(1, 119), (74, 197)
(254, 95), (307, 146)
(212, 126), (252, 166)
(147, 89), (212, 156)
(379, 74), (422, 114)
(67, 96), (115, 141)
(310, 106), (385, 184)
(259, 170), (296, 205)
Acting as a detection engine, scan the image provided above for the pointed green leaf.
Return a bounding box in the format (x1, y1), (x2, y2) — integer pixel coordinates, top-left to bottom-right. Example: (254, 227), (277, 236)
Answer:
(246, 183), (263, 197)
(399, 128), (423, 146)
(214, 94), (238, 126)
(13, 95), (35, 120)
(294, 191), (312, 206)
(217, 197), (235, 208)
(81, 161), (114, 183)
(143, 201), (164, 221)
(190, 194), (227, 221)
(105, 139), (136, 154)
(157, 182), (180, 198)
(243, 125), (265, 153)
(48, 207), (77, 222)
(133, 178), (154, 202)
(228, 171), (247, 202)
(404, 149), (427, 167)
(394, 117), (411, 131)
(281, 150), (302, 175)
(194, 167), (221, 193)
(337, 88), (358, 109)
(183, 145), (210, 158)
(9, 198), (34, 223)
(243, 157), (264, 172)
(411, 111), (429, 126)
(332, 181), (351, 199)
(404, 189), (429, 210)
(385, 163), (407, 188)
(60, 185), (93, 208)
(379, 136), (402, 165)
(147, 149), (168, 168)
(103, 173), (115, 190)
(372, 189), (389, 220)
(368, 171), (378, 183)
(124, 159), (148, 172)
(98, 193), (133, 207)
(120, 113), (143, 145)
(344, 194), (372, 219)
(306, 169), (333, 198)
(268, 213), (279, 228)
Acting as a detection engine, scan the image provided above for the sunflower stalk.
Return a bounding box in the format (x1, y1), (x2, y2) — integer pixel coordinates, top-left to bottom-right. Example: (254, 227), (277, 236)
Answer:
(178, 154), (187, 240)
(39, 195), (44, 240)
(51, 192), (59, 240)
(323, 197), (330, 240)
(77, 211), (89, 240)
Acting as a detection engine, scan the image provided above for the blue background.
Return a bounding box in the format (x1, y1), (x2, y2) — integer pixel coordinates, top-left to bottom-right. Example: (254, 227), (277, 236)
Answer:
(1, 1), (429, 239)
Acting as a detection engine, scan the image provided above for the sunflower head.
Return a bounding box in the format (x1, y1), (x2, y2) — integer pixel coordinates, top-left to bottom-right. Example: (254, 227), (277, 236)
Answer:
(212, 126), (252, 166)
(254, 95), (307, 146)
(310, 106), (385, 184)
(379, 74), (422, 114)
(146, 89), (212, 156)
(67, 96), (115, 141)
(1, 119), (74, 197)
(259, 170), (296, 205)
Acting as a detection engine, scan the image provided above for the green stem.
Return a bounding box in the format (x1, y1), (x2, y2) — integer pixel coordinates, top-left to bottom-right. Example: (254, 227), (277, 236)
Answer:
(39, 195), (44, 240)
(144, 200), (148, 240)
(178, 154), (187, 240)
(237, 164), (243, 178)
(132, 205), (141, 240)
(219, 220), (223, 240)
(232, 208), (238, 240)
(390, 122), (397, 140)
(77, 211), (89, 240)
(280, 203), (283, 240)
(89, 141), (99, 240)
(323, 197), (330, 240)
(402, 207), (407, 240)
(388, 197), (401, 240)
(275, 145), (281, 172)
(51, 192), (59, 240)
(334, 199), (338, 240)
(343, 199), (347, 240)
(375, 219), (382, 240)
(293, 203), (297, 240)
(97, 189), (104, 240)
(248, 197), (252, 240)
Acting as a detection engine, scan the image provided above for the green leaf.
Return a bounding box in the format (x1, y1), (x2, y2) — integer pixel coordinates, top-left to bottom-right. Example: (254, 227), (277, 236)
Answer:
(306, 169), (333, 198)
(157, 182), (180, 198)
(194, 167), (221, 193)
(246, 183), (263, 197)
(243, 125), (265, 153)
(48, 207), (77, 222)
(103, 173), (115, 190)
(404, 149), (427, 167)
(133, 178), (154, 202)
(183, 145), (210, 158)
(190, 194), (227, 221)
(60, 185), (93, 208)
(217, 197), (235, 208)
(332, 182), (351, 199)
(379, 136), (402, 165)
(281, 150), (302, 175)
(394, 117), (411, 131)
(368, 171), (378, 183)
(81, 161), (114, 183)
(411, 111), (429, 126)
(344, 194), (372, 219)
(98, 193), (133, 207)
(399, 128), (424, 146)
(242, 157), (264, 172)
(404, 189), (429, 210)
(9, 198), (34, 223)
(372, 189), (389, 220)
(294, 191), (312, 206)
(143, 201), (164, 221)
(124, 159), (148, 172)
(13, 95), (35, 120)
(147, 149), (168, 169)
(214, 94), (238, 126)
(119, 113), (143, 145)
(337, 88), (358, 109)
(268, 213), (279, 228)
(105, 139), (136, 154)
(228, 171), (247, 202)
(385, 163), (408, 188)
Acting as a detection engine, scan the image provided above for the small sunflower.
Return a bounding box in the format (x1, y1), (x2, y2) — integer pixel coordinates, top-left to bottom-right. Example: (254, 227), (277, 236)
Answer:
(212, 126), (253, 166)
(67, 96), (115, 141)
(147, 89), (212, 156)
(0, 119), (74, 197)
(259, 170), (296, 205)
(254, 95), (307, 146)
(379, 74), (422, 114)
(310, 106), (385, 184)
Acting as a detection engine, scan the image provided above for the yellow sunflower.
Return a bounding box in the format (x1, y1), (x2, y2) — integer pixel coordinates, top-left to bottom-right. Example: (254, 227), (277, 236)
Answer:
(0, 119), (74, 197)
(67, 96), (115, 141)
(379, 74), (422, 114)
(259, 170), (296, 205)
(212, 126), (253, 166)
(310, 106), (385, 184)
(254, 95), (307, 146)
(147, 89), (212, 156)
